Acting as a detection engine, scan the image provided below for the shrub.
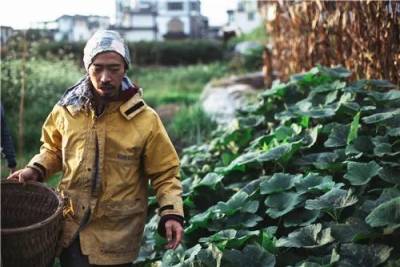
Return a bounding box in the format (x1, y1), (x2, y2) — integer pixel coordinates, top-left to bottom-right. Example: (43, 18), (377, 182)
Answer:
(10, 40), (224, 67)
(1, 59), (83, 155)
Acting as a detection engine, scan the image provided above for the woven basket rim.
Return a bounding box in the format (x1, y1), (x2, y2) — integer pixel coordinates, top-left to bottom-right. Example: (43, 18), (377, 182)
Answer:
(1, 180), (64, 235)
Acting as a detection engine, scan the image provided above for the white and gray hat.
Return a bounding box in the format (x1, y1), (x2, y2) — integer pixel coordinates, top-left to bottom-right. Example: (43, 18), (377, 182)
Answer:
(83, 30), (131, 71)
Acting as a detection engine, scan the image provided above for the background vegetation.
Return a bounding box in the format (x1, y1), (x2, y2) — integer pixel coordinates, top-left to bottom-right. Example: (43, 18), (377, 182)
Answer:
(1, 28), (264, 177)
(259, 1), (400, 84)
(136, 66), (400, 267)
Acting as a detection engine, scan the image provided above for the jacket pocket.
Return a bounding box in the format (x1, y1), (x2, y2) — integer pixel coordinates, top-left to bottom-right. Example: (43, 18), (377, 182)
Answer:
(98, 200), (147, 255)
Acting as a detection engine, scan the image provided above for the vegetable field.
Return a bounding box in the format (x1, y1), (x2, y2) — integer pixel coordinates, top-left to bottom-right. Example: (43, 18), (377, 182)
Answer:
(137, 66), (400, 266)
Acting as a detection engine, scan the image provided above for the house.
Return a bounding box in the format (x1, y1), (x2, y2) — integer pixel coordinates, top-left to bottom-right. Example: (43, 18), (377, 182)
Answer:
(114, 0), (208, 41)
(54, 15), (110, 42)
(113, 0), (158, 41)
(224, 0), (263, 35)
(0, 26), (15, 46)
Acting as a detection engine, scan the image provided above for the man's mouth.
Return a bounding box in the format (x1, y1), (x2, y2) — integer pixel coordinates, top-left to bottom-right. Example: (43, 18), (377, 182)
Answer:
(99, 84), (115, 91)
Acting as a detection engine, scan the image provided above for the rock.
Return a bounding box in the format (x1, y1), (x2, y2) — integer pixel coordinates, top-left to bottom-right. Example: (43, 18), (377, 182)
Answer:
(211, 71), (265, 89)
(201, 82), (258, 125)
(234, 41), (263, 55)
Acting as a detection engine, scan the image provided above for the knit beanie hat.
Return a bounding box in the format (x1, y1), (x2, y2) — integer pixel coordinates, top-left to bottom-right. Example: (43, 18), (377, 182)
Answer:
(83, 30), (131, 71)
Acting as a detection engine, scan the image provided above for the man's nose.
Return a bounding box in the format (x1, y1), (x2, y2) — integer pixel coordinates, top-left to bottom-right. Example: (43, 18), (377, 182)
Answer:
(100, 70), (111, 83)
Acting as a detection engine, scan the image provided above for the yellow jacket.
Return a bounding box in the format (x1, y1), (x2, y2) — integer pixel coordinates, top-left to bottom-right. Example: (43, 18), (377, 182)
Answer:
(28, 93), (183, 265)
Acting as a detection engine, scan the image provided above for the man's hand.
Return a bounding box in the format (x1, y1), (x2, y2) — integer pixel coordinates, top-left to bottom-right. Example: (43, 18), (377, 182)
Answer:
(164, 219), (183, 250)
(9, 167), (16, 175)
(7, 167), (40, 183)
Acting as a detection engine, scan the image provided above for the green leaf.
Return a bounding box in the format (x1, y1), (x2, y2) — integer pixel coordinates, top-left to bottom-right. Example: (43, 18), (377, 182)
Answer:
(337, 243), (392, 267)
(365, 197), (400, 228)
(305, 188), (358, 210)
(260, 173), (301, 195)
(274, 125), (295, 141)
(161, 244), (202, 267)
(362, 109), (400, 124)
(368, 89), (400, 101)
(276, 224), (334, 248)
(319, 65), (352, 79)
(385, 259), (400, 267)
(212, 213), (263, 230)
(295, 173), (336, 193)
(226, 230), (260, 249)
(361, 188), (400, 214)
(345, 136), (374, 155)
(388, 127), (400, 137)
(330, 222), (371, 243)
(295, 262), (326, 267)
(300, 115), (310, 128)
(344, 161), (381, 185)
(367, 79), (398, 89)
(258, 143), (292, 162)
(265, 192), (304, 219)
(199, 229), (237, 250)
(324, 124), (349, 148)
(222, 244), (276, 267)
(299, 107), (337, 119)
(199, 229), (237, 243)
(188, 206), (218, 233)
(378, 166), (400, 184)
(311, 80), (346, 93)
(218, 191), (254, 215)
(371, 135), (400, 157)
(195, 244), (223, 267)
(222, 151), (260, 173)
(301, 125), (321, 148)
(261, 82), (289, 98)
(294, 152), (338, 170)
(283, 208), (320, 227)
(347, 112), (360, 144)
(259, 228), (278, 253)
(196, 173), (224, 189)
(238, 115), (265, 128)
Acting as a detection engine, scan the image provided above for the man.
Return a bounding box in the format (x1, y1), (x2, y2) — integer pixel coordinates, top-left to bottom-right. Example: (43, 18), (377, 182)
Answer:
(1, 103), (17, 174)
(8, 30), (184, 267)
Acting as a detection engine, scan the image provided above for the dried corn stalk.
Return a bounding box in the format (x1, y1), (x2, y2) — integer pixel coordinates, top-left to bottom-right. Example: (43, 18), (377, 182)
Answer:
(258, 0), (400, 85)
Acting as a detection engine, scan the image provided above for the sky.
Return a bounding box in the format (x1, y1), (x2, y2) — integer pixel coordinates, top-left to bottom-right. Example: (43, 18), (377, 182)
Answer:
(0, 0), (238, 29)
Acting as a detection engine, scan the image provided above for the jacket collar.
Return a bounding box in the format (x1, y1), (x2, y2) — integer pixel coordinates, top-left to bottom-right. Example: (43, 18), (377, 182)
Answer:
(119, 91), (146, 120)
(60, 75), (145, 119)
(64, 92), (146, 120)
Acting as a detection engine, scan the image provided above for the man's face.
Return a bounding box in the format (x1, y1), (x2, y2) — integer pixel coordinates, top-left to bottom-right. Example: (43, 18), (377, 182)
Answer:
(88, 51), (126, 99)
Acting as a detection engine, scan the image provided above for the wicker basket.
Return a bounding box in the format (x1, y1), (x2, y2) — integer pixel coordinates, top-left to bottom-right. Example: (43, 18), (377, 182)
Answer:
(1, 180), (64, 267)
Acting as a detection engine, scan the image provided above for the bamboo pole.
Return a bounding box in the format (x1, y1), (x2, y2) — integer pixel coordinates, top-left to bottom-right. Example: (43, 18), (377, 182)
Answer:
(18, 30), (27, 157)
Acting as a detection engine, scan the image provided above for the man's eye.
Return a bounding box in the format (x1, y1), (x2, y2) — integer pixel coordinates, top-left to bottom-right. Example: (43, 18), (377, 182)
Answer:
(110, 67), (120, 72)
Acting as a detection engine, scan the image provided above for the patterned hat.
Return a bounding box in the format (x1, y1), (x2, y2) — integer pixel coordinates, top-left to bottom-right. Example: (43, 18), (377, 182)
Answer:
(83, 30), (131, 71)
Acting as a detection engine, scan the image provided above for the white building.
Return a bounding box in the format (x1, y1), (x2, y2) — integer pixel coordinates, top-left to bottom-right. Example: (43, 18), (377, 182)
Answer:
(225, 0), (262, 35)
(0, 26), (14, 45)
(113, 0), (158, 41)
(114, 0), (208, 41)
(51, 15), (110, 42)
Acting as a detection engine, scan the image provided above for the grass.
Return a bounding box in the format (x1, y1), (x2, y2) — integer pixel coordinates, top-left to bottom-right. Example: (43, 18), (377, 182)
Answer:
(128, 63), (230, 107)
(166, 104), (218, 153)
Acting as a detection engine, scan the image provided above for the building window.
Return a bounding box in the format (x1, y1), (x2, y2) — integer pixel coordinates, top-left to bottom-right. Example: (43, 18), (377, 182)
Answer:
(167, 17), (184, 33)
(190, 1), (199, 11)
(238, 3), (245, 12)
(248, 12), (255, 21)
(167, 2), (183, 11)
